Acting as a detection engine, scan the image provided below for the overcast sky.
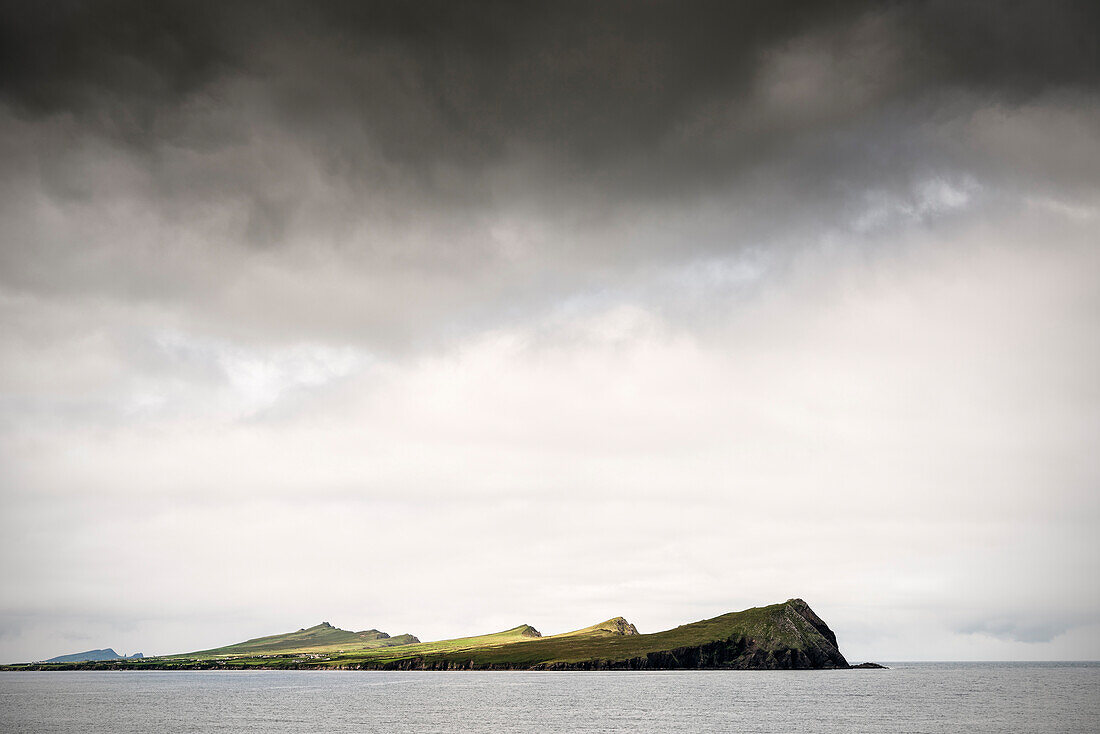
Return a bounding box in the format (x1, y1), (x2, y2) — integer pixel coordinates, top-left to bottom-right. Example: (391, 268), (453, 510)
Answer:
(1, 1), (1098, 663)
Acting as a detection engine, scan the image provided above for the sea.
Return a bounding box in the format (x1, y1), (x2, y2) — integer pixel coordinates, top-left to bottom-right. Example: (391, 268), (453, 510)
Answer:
(1, 662), (1097, 733)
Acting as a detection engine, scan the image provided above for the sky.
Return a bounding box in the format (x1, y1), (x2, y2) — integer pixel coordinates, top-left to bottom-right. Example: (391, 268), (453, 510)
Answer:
(0, 1), (1097, 663)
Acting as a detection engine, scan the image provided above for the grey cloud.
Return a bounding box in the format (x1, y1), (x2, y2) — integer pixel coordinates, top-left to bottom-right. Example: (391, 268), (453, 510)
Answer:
(3, 1), (1096, 206)
(0, 1), (1096, 356)
(956, 617), (1088, 645)
(907, 1), (1100, 95)
(1, 1), (1094, 254)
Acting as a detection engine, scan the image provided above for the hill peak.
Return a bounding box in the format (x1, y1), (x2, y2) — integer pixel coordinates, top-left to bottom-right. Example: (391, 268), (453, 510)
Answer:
(552, 616), (640, 638)
(512, 624), (542, 638)
(592, 617), (639, 636)
(780, 599), (838, 648)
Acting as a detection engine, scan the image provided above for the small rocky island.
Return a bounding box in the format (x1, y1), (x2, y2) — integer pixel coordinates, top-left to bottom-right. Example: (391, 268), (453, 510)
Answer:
(6, 599), (885, 671)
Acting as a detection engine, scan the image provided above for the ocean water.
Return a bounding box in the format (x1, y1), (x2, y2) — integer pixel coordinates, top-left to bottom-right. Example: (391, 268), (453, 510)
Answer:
(1, 663), (1097, 733)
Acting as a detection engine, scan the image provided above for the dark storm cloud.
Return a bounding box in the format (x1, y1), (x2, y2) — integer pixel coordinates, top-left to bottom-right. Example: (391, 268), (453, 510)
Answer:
(2, 2), (856, 152)
(0, 0), (1097, 333)
(0, 0), (1094, 355)
(3, 1), (1096, 198)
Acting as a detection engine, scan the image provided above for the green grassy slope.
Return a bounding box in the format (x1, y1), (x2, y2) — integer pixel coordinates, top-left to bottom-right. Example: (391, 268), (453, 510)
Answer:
(549, 616), (639, 638)
(370, 623), (543, 655)
(171, 622), (420, 659)
(310, 598), (847, 670)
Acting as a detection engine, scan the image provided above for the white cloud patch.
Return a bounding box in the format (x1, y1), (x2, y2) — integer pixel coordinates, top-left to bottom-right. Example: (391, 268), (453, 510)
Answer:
(143, 331), (369, 418)
(852, 176), (979, 233)
(2, 204), (1097, 662)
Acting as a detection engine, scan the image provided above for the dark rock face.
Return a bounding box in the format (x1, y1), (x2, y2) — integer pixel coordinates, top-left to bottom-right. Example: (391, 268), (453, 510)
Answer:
(773, 598), (849, 668)
(535, 636), (848, 671)
(359, 634), (847, 671)
(785, 598), (839, 647)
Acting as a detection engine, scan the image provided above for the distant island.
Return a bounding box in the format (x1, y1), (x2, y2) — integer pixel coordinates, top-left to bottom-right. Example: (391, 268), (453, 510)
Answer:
(39, 649), (143, 664)
(4, 599), (885, 671)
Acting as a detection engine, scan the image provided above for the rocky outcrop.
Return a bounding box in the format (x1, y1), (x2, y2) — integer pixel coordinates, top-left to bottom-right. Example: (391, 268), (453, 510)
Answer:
(595, 617), (639, 636)
(357, 630), (421, 645)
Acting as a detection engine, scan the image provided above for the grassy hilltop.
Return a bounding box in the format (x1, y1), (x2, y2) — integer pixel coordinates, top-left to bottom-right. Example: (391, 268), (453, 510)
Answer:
(170, 622), (420, 659)
(4, 599), (852, 671)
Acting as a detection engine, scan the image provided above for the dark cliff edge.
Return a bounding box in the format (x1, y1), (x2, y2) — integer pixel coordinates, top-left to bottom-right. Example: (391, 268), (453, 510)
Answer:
(352, 598), (851, 671)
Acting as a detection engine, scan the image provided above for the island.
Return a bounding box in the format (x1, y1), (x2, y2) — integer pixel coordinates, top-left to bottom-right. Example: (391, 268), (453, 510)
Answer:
(38, 649), (143, 664)
(3, 599), (884, 671)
